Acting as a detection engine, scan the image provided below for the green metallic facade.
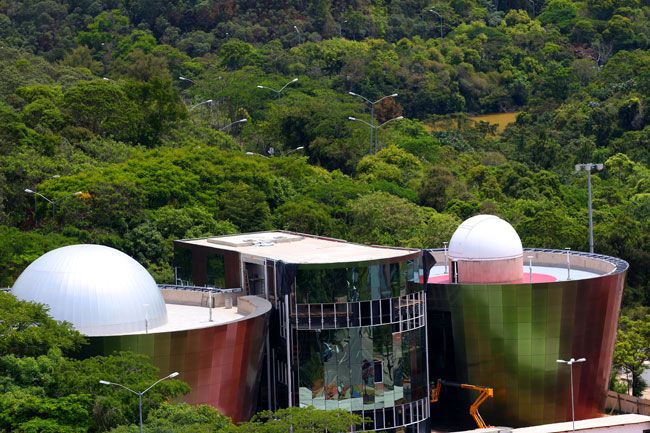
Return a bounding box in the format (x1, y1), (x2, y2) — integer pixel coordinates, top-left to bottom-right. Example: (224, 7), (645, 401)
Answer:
(427, 261), (626, 428)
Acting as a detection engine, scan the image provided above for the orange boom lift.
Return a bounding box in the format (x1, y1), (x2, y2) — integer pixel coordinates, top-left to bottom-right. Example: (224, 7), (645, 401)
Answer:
(431, 379), (494, 429)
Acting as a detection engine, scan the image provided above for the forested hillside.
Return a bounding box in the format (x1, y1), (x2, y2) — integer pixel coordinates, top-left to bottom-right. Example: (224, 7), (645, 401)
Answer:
(1, 0), (649, 305)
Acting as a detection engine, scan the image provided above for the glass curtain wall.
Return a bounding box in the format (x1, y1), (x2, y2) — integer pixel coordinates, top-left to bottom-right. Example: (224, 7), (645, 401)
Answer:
(294, 258), (423, 304)
(297, 325), (428, 411)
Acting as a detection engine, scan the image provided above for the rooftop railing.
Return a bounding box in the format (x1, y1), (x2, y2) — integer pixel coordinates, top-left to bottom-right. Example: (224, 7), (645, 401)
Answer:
(157, 284), (242, 293)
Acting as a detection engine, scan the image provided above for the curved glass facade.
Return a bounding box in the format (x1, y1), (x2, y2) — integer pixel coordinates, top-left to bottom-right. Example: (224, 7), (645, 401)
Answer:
(294, 258), (423, 304)
(297, 325), (428, 411)
(285, 255), (428, 432)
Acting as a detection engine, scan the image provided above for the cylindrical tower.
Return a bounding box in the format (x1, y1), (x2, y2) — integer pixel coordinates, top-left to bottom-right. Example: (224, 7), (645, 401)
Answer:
(427, 216), (627, 428)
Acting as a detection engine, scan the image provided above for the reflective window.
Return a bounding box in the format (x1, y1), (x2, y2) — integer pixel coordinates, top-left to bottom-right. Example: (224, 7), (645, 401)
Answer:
(296, 325), (427, 412)
(295, 257), (423, 304)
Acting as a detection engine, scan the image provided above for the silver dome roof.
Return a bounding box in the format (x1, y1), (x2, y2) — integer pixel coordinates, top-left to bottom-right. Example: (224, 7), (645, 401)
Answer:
(12, 244), (167, 336)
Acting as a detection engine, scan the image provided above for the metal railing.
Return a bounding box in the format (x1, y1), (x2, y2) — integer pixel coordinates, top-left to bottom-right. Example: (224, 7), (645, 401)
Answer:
(289, 291), (426, 331)
(157, 284), (242, 293)
(426, 247), (629, 275)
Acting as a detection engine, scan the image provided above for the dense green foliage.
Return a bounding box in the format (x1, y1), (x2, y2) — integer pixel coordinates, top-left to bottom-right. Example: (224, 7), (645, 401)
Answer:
(612, 307), (650, 396)
(108, 403), (232, 433)
(225, 406), (366, 433)
(1, 0), (649, 419)
(0, 292), (190, 432)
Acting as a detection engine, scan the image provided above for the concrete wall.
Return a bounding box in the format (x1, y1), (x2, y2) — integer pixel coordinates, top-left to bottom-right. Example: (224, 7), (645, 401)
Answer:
(161, 289), (239, 309)
(604, 391), (650, 416)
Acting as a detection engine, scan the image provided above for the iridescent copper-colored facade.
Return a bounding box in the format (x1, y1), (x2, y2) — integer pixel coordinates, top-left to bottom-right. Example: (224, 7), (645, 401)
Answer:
(86, 298), (269, 422)
(427, 249), (627, 428)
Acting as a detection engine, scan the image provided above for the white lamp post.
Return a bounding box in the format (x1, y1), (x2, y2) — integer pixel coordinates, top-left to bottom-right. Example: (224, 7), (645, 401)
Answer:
(245, 151), (269, 158)
(178, 76), (196, 85)
(348, 92), (399, 153)
(348, 115), (404, 153)
(428, 9), (444, 38)
(286, 146), (304, 155)
(557, 358), (586, 432)
(189, 99), (213, 110)
(25, 189), (82, 219)
(99, 372), (180, 433)
(257, 78), (298, 99)
(220, 118), (247, 131)
(294, 25), (302, 43)
(575, 163), (604, 253)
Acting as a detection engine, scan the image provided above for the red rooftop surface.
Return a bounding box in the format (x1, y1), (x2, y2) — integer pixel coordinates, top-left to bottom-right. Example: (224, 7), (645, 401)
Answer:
(427, 272), (557, 284)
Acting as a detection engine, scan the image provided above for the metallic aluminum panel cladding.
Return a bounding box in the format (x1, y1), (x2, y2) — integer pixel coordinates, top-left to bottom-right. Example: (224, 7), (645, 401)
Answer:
(427, 268), (626, 427)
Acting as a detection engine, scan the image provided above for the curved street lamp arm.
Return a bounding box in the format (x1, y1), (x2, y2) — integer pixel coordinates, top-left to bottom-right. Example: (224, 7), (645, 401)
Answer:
(220, 119), (247, 130)
(373, 93), (399, 104)
(189, 99), (213, 110)
(378, 116), (404, 128)
(33, 192), (53, 204)
(101, 381), (139, 396)
(257, 85), (280, 94)
(142, 372), (179, 395)
(279, 78), (299, 93)
(52, 191), (82, 204)
(286, 146), (304, 154)
(348, 91), (372, 106)
(348, 116), (374, 129)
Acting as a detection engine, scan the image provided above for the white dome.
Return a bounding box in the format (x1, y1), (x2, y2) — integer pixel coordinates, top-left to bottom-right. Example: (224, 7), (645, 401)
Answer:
(12, 244), (167, 336)
(448, 215), (523, 261)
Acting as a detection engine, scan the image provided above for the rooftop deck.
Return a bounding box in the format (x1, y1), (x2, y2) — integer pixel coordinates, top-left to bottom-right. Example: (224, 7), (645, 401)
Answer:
(106, 293), (270, 336)
(177, 231), (420, 264)
(427, 248), (627, 284)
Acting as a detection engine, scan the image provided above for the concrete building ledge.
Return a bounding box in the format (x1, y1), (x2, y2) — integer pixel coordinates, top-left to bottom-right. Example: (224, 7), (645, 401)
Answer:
(447, 414), (650, 433)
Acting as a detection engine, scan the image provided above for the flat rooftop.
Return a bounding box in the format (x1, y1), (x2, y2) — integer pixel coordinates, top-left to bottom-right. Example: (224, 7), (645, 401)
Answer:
(97, 295), (271, 336)
(177, 231), (419, 264)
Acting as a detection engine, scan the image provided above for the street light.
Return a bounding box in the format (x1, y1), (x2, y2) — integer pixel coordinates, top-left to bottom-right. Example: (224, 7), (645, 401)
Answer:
(246, 146), (303, 157)
(219, 118), (247, 131)
(245, 151), (269, 158)
(286, 146), (304, 155)
(575, 163), (604, 253)
(294, 25), (302, 43)
(189, 99), (213, 110)
(348, 115), (404, 153)
(429, 9), (444, 38)
(557, 358), (586, 432)
(339, 20), (348, 37)
(99, 372), (180, 433)
(348, 92), (399, 152)
(178, 76), (196, 85)
(25, 189), (82, 218)
(257, 78), (299, 99)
